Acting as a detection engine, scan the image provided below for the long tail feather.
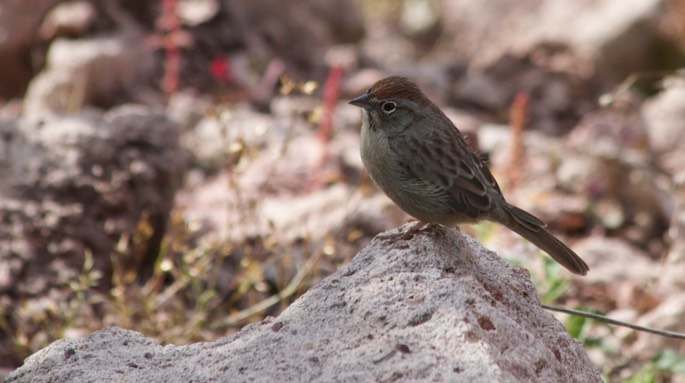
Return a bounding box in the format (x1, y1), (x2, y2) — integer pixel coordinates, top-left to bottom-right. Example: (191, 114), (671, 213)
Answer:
(503, 205), (589, 276)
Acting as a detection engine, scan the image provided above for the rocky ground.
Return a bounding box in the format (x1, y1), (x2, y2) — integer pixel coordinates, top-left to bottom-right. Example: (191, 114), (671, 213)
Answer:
(1, 0), (685, 381)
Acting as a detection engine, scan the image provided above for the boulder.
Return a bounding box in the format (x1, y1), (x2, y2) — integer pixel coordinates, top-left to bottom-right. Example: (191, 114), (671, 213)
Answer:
(8, 224), (601, 383)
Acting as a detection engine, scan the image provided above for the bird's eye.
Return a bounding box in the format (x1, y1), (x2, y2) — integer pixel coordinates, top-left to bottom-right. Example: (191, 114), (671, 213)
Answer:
(381, 101), (397, 114)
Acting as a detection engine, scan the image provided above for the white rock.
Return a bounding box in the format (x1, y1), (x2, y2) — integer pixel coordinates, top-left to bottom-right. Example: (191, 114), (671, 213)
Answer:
(8, 224), (601, 382)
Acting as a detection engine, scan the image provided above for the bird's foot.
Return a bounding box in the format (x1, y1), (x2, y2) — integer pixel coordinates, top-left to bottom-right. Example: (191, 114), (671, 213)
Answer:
(378, 220), (428, 241)
(397, 220), (429, 241)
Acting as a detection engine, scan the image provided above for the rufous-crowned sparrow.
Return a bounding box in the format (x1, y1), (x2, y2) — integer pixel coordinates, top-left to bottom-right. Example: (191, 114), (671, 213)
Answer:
(350, 76), (589, 275)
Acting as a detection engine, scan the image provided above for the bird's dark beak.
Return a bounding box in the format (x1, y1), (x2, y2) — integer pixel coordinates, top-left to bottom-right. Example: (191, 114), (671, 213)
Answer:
(349, 93), (371, 110)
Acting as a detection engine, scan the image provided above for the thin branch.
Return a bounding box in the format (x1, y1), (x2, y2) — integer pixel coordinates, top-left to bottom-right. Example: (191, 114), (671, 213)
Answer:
(507, 91), (528, 191)
(212, 241), (324, 329)
(542, 304), (685, 340)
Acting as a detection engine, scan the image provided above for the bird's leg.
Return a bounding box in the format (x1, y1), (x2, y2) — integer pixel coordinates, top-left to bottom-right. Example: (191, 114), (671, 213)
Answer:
(378, 219), (428, 241)
(397, 220), (429, 240)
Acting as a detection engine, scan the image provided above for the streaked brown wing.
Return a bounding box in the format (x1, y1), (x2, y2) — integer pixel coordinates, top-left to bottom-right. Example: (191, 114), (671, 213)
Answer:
(390, 122), (497, 220)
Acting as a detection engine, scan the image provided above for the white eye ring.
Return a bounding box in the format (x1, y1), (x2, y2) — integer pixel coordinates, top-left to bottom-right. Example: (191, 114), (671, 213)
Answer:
(381, 101), (397, 115)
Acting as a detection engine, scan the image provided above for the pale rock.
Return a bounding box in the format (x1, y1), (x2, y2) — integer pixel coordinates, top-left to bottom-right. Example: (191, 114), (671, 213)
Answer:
(8, 224), (601, 383)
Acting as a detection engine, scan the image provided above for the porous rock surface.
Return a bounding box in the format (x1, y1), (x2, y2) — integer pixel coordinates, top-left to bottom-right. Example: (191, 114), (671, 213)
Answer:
(7, 224), (601, 383)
